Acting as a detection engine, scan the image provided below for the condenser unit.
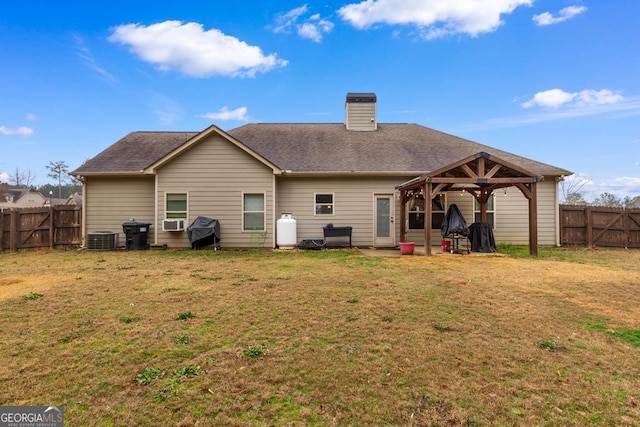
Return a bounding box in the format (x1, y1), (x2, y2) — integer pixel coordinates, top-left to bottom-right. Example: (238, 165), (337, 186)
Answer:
(86, 231), (119, 251)
(162, 219), (185, 232)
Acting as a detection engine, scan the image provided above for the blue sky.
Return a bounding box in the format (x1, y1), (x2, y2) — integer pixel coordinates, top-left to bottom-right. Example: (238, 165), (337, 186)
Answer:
(1, 0), (638, 199)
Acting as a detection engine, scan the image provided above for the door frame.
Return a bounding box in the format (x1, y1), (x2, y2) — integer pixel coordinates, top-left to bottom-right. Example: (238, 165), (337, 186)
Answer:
(373, 193), (395, 247)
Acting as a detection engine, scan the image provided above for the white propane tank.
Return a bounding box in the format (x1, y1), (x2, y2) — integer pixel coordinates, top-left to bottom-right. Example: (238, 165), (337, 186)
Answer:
(276, 213), (297, 249)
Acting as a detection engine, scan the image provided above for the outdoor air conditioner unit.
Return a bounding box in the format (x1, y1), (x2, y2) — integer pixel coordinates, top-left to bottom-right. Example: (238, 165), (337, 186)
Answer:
(162, 219), (185, 232)
(86, 231), (119, 251)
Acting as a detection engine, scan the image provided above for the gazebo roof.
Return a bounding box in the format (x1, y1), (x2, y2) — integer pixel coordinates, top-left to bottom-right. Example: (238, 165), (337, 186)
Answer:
(397, 151), (542, 193)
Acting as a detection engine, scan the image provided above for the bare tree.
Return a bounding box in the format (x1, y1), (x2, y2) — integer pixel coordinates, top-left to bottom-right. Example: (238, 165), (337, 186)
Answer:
(559, 174), (590, 204)
(46, 160), (70, 199)
(8, 167), (36, 188)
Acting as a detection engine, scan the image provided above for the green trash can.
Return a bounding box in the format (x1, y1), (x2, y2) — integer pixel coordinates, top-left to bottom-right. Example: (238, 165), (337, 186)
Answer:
(122, 220), (151, 250)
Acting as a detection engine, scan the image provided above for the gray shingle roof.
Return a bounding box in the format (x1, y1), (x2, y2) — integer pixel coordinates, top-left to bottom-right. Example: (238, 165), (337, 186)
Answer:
(72, 124), (569, 177)
(72, 131), (199, 174)
(228, 123), (569, 176)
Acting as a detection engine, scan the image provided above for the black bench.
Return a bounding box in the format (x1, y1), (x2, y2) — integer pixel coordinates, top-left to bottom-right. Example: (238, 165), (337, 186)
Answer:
(323, 226), (352, 248)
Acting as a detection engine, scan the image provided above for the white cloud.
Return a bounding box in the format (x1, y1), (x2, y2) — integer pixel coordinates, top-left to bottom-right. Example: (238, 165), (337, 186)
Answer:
(26, 113), (37, 121)
(273, 5), (309, 33)
(464, 95), (640, 131)
(201, 106), (249, 121)
(272, 5), (334, 42)
(522, 88), (624, 109)
(338, 0), (532, 39)
(109, 21), (288, 78)
(73, 34), (117, 84)
(522, 88), (576, 108)
(587, 176), (640, 199)
(0, 126), (34, 136)
(0, 172), (9, 183)
(533, 6), (587, 26)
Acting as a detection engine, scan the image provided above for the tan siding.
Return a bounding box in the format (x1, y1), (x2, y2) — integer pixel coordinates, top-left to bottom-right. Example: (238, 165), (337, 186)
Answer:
(156, 133), (274, 248)
(346, 103), (377, 131)
(491, 181), (557, 245)
(84, 177), (155, 246)
(277, 176), (404, 247)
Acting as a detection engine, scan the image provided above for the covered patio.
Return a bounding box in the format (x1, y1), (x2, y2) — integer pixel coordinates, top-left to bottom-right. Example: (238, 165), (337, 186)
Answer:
(397, 152), (543, 256)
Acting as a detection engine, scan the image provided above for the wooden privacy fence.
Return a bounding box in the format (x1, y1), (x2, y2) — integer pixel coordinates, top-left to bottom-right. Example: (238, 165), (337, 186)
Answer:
(560, 204), (640, 249)
(0, 206), (82, 252)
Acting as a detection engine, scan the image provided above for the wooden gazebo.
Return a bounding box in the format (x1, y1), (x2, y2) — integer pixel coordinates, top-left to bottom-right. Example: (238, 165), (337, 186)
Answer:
(397, 152), (543, 256)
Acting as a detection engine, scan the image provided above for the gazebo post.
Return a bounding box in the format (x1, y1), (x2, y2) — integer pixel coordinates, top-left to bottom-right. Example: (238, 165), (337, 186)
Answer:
(399, 191), (406, 243)
(424, 181), (432, 256)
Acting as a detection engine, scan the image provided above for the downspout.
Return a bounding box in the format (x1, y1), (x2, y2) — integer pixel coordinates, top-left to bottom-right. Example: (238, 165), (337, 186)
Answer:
(154, 174), (159, 245)
(555, 176), (561, 247)
(272, 174), (277, 248)
(81, 179), (87, 247)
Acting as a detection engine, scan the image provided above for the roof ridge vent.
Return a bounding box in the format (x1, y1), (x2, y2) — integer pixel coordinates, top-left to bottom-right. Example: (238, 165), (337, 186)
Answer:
(345, 92), (377, 131)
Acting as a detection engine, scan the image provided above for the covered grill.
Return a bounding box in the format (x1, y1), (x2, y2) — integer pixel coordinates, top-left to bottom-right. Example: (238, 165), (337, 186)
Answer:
(187, 216), (220, 250)
(441, 204), (470, 254)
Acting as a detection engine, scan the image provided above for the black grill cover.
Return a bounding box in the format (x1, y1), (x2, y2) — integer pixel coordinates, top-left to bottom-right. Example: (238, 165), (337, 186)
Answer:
(468, 222), (496, 253)
(441, 204), (469, 237)
(187, 216), (220, 249)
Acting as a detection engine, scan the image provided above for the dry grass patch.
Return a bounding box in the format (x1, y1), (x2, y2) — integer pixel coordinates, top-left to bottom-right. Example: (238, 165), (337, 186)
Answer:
(0, 247), (639, 425)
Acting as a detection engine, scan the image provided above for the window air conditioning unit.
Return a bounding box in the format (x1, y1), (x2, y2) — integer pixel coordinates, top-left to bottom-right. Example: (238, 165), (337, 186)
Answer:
(162, 219), (185, 232)
(86, 231), (119, 251)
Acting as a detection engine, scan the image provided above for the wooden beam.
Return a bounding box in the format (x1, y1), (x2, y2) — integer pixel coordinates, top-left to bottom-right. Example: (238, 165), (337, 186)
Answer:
(478, 156), (485, 178)
(430, 177), (538, 184)
(485, 164), (502, 179)
(460, 164), (478, 179)
(432, 183), (447, 195)
(515, 183), (532, 200)
(480, 188), (491, 222)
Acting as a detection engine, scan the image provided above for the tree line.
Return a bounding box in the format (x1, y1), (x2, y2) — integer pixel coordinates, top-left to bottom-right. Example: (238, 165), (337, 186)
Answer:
(1, 161), (82, 200)
(560, 176), (640, 208)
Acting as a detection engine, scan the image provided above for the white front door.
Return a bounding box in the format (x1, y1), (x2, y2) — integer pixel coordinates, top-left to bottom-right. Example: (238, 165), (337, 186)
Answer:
(374, 194), (395, 247)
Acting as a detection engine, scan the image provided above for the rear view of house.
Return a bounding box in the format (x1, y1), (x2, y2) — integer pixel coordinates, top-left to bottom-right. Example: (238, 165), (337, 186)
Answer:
(72, 93), (570, 253)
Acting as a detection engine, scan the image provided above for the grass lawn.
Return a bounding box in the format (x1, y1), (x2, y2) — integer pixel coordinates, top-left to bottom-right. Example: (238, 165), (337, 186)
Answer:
(1, 247), (639, 426)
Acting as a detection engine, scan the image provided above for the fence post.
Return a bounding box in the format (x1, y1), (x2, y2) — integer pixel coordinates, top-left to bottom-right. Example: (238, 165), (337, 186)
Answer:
(49, 205), (55, 249)
(623, 207), (629, 249)
(585, 206), (593, 247)
(10, 210), (18, 252)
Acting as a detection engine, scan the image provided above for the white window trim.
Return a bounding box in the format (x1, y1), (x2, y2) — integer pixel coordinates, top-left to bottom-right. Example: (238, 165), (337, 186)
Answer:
(242, 192), (266, 232)
(165, 192), (189, 220)
(314, 192), (335, 216)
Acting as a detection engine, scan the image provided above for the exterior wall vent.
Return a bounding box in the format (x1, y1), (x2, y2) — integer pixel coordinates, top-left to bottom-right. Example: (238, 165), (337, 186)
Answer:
(86, 231), (119, 250)
(345, 92), (377, 131)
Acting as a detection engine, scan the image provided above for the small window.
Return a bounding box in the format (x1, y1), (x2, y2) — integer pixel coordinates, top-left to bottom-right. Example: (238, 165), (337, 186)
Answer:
(166, 193), (187, 219)
(243, 193), (265, 231)
(408, 193), (446, 229)
(474, 194), (495, 227)
(315, 193), (334, 215)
